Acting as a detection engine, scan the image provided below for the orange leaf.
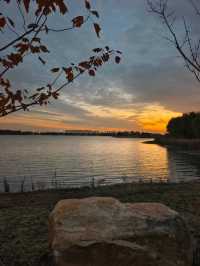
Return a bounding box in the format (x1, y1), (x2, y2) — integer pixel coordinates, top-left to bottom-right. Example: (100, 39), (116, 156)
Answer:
(0, 17), (6, 28)
(78, 67), (85, 73)
(51, 68), (60, 73)
(89, 69), (95, 76)
(52, 91), (59, 99)
(93, 23), (101, 38)
(32, 37), (40, 43)
(115, 56), (121, 64)
(23, 0), (30, 13)
(91, 10), (99, 18)
(67, 71), (74, 82)
(93, 48), (102, 53)
(30, 46), (40, 53)
(57, 1), (68, 14)
(63, 67), (72, 74)
(79, 61), (90, 69)
(27, 23), (37, 29)
(40, 45), (49, 53)
(36, 87), (45, 91)
(72, 16), (84, 28)
(102, 53), (109, 62)
(85, 0), (91, 10)
(94, 58), (103, 66)
(15, 90), (22, 103)
(22, 38), (29, 42)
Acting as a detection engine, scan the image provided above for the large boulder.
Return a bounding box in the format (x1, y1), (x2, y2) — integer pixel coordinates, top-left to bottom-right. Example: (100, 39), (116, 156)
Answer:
(49, 197), (192, 266)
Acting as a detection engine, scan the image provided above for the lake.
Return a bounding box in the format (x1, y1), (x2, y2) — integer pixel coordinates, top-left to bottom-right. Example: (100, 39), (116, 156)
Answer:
(0, 135), (200, 192)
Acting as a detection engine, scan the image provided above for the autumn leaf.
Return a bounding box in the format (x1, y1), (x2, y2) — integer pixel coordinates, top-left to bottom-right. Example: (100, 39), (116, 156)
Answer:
(85, 0), (91, 10)
(38, 93), (49, 105)
(93, 48), (102, 53)
(0, 17), (6, 28)
(79, 61), (90, 69)
(78, 67), (85, 73)
(94, 58), (103, 66)
(67, 71), (74, 82)
(91, 10), (99, 18)
(15, 90), (22, 103)
(30, 46), (40, 53)
(52, 91), (59, 99)
(22, 38), (29, 42)
(72, 16), (84, 28)
(115, 56), (121, 64)
(56, 1), (68, 14)
(63, 67), (72, 74)
(51, 68), (60, 73)
(36, 87), (45, 92)
(40, 45), (49, 53)
(7, 53), (23, 65)
(89, 69), (95, 76)
(15, 43), (29, 54)
(102, 53), (109, 62)
(93, 23), (101, 38)
(27, 23), (37, 29)
(47, 84), (52, 91)
(23, 0), (30, 13)
(32, 37), (40, 43)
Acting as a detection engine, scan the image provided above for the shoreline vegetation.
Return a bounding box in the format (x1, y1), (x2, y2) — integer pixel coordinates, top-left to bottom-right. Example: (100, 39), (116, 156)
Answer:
(0, 182), (200, 266)
(148, 136), (200, 149)
(148, 112), (200, 149)
(0, 129), (161, 138)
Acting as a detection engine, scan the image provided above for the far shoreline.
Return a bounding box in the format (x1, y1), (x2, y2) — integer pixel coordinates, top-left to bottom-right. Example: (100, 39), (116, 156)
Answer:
(0, 129), (161, 139)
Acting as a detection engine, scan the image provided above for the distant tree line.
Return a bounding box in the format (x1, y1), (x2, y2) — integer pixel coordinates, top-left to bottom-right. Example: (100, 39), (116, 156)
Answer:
(167, 112), (200, 139)
(0, 129), (161, 138)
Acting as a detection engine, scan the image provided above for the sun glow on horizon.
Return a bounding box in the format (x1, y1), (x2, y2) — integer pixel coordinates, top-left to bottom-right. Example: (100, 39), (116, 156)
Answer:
(0, 103), (181, 133)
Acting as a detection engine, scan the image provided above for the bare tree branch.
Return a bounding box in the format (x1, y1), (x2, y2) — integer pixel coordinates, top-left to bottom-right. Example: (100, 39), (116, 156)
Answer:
(148, 0), (200, 82)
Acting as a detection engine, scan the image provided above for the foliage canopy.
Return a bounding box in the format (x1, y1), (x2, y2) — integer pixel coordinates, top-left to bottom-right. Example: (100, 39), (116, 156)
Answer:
(167, 112), (200, 138)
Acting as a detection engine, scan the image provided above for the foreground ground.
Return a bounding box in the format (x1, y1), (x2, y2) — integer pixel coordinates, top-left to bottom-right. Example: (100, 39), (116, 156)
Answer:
(0, 182), (200, 266)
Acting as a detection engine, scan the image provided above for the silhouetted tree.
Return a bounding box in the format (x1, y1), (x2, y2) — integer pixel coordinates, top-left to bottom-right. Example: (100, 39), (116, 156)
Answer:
(167, 112), (200, 138)
(148, 0), (200, 82)
(0, 0), (121, 117)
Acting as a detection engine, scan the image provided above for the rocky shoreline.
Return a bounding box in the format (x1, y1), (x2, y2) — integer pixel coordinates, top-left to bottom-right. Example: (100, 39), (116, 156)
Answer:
(0, 182), (200, 265)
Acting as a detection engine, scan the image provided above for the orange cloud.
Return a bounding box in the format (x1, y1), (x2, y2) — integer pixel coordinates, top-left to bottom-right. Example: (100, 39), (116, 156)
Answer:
(0, 104), (181, 133)
(136, 105), (181, 133)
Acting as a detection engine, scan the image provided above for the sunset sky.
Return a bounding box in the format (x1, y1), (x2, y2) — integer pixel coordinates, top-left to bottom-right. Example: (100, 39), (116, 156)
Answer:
(1, 0), (200, 133)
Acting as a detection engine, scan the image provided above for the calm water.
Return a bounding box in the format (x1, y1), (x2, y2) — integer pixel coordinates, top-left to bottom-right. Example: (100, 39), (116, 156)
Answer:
(0, 135), (200, 192)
